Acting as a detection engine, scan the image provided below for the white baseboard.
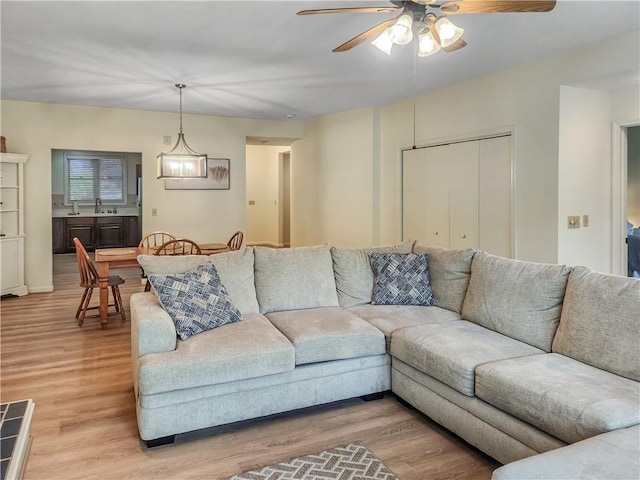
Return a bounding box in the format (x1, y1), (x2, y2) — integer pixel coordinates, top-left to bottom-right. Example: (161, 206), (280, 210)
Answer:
(26, 285), (55, 293)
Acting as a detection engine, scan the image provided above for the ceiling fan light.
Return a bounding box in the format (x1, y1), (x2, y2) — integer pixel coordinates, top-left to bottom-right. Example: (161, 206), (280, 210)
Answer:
(371, 28), (394, 55)
(418, 30), (441, 57)
(435, 17), (464, 47)
(388, 14), (414, 46)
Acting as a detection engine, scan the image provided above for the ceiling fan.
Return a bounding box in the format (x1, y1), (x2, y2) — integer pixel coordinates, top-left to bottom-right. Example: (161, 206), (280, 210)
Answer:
(297, 0), (556, 56)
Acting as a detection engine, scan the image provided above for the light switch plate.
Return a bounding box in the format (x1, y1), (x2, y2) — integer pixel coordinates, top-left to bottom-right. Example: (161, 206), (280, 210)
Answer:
(568, 216), (580, 228)
(583, 215), (589, 227)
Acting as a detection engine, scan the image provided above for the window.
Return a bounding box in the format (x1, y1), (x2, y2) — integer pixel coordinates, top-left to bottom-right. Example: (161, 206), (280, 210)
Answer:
(65, 153), (126, 204)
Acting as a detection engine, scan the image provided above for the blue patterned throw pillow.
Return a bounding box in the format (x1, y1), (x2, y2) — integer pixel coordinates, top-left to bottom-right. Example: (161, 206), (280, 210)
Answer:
(369, 253), (435, 306)
(148, 263), (242, 340)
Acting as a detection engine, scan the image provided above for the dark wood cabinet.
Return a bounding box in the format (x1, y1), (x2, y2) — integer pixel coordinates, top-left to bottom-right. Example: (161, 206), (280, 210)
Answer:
(124, 216), (140, 247)
(52, 218), (66, 254)
(96, 217), (123, 248)
(54, 216), (140, 253)
(67, 217), (96, 251)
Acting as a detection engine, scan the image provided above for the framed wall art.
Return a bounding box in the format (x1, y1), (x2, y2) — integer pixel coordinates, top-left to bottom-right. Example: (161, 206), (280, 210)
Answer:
(165, 158), (230, 190)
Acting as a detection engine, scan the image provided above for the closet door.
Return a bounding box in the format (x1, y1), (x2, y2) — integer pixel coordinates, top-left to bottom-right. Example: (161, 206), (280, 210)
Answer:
(447, 142), (479, 250)
(479, 136), (513, 257)
(422, 145), (451, 248)
(402, 148), (428, 242)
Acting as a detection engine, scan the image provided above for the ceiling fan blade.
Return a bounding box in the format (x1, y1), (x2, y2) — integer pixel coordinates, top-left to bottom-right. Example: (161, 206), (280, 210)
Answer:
(297, 6), (399, 16)
(333, 18), (397, 52)
(443, 38), (467, 52)
(440, 0), (556, 14)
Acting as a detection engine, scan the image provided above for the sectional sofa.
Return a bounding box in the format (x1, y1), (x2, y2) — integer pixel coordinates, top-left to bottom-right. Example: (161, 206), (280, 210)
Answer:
(130, 242), (640, 479)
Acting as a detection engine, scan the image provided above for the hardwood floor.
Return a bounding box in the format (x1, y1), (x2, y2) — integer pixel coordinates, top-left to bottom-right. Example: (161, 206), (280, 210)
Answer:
(0, 254), (500, 479)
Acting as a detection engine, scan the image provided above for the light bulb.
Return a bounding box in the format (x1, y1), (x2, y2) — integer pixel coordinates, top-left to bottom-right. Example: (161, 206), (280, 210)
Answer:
(418, 30), (441, 57)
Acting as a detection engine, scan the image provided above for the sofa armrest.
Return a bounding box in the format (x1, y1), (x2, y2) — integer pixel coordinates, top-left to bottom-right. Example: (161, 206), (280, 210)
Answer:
(131, 292), (177, 358)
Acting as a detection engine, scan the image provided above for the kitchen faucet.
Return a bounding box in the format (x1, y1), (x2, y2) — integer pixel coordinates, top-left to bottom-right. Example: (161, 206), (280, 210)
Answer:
(94, 197), (102, 213)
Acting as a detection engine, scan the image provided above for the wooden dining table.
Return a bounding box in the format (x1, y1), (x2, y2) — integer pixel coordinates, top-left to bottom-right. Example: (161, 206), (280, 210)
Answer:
(94, 247), (142, 328)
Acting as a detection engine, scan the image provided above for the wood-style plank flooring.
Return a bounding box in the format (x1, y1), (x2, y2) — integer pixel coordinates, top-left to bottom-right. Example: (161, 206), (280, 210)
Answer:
(0, 254), (500, 479)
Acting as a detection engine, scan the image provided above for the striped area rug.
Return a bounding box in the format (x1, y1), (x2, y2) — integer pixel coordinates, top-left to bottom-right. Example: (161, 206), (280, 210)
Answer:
(227, 443), (399, 480)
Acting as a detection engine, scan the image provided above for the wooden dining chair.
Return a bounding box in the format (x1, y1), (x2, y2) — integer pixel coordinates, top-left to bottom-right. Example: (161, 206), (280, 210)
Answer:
(139, 231), (176, 253)
(144, 238), (202, 291)
(227, 231), (244, 251)
(73, 237), (126, 326)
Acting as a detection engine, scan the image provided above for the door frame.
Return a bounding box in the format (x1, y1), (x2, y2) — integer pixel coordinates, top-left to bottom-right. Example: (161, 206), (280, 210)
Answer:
(612, 120), (640, 276)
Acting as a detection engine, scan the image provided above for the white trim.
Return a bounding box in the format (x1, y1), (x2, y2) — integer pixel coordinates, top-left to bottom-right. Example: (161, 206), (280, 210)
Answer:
(611, 119), (640, 276)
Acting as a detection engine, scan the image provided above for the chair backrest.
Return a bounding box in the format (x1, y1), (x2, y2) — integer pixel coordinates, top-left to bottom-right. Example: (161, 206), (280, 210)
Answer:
(139, 231), (176, 252)
(73, 237), (98, 287)
(227, 231), (244, 251)
(154, 238), (202, 256)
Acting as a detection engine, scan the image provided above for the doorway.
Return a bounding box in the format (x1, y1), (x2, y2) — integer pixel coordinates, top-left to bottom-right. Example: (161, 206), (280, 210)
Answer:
(626, 126), (640, 277)
(245, 144), (291, 247)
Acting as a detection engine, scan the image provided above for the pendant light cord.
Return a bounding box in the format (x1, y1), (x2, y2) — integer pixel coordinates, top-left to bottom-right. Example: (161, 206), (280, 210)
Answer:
(176, 83), (186, 135)
(412, 41), (417, 149)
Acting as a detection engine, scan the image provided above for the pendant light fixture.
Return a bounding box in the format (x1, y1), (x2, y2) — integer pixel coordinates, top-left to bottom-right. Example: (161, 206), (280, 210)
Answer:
(157, 84), (207, 179)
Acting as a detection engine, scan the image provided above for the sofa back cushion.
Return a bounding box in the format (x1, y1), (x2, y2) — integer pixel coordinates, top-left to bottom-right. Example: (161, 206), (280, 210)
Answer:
(209, 247), (260, 314)
(461, 251), (571, 351)
(412, 243), (476, 313)
(138, 249), (260, 315)
(254, 245), (339, 314)
(331, 241), (413, 308)
(552, 266), (640, 381)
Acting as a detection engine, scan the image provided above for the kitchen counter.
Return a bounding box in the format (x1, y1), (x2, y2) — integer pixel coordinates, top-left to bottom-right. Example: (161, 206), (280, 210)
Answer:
(52, 209), (139, 218)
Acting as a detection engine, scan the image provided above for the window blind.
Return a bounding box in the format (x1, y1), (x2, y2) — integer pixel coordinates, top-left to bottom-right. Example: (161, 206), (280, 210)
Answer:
(67, 155), (125, 203)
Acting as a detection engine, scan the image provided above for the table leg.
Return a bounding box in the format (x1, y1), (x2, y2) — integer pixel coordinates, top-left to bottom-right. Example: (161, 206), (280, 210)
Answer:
(97, 262), (110, 329)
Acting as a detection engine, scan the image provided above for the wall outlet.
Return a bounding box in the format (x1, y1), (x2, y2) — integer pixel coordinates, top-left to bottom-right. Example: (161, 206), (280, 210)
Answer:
(152, 208), (158, 216)
(583, 214), (589, 227)
(568, 216), (580, 229)
(248, 200), (255, 205)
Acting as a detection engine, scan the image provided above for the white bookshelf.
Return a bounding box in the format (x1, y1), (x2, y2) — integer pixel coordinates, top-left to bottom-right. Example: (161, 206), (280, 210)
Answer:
(0, 153), (29, 296)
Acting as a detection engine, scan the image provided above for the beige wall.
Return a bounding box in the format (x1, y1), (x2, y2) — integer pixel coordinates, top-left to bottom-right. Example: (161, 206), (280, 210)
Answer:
(291, 108), (375, 247)
(0, 101), (302, 292)
(297, 29), (639, 266)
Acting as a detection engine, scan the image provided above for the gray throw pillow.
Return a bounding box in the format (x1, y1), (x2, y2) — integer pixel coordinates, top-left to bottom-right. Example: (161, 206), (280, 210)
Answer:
(369, 253), (435, 306)
(148, 263), (242, 340)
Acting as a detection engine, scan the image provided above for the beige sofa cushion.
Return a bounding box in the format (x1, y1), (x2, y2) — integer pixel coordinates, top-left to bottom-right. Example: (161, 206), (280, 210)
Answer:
(138, 249), (260, 315)
(137, 314), (295, 395)
(391, 320), (543, 396)
(331, 241), (413, 308)
(476, 353), (640, 444)
(209, 247), (260, 314)
(552, 266), (640, 382)
(266, 307), (386, 366)
(492, 425), (640, 480)
(461, 252), (571, 351)
(412, 243), (476, 313)
(348, 304), (460, 349)
(254, 245), (339, 314)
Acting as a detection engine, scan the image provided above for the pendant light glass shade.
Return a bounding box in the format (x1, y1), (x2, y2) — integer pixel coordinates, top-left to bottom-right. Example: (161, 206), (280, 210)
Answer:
(157, 84), (207, 179)
(372, 28), (394, 55)
(388, 14), (414, 46)
(435, 17), (464, 48)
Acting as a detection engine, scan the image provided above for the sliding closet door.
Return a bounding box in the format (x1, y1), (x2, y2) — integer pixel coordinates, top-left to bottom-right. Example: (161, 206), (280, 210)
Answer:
(479, 136), (512, 257)
(402, 148), (428, 242)
(447, 141), (479, 250)
(402, 134), (512, 257)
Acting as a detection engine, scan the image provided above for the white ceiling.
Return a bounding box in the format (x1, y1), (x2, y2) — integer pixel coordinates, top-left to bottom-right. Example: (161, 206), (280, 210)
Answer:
(1, 1), (639, 121)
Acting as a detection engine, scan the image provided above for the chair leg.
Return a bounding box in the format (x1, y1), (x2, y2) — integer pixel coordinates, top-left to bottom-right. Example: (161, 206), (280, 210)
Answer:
(78, 287), (93, 326)
(112, 285), (126, 323)
(76, 288), (90, 319)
